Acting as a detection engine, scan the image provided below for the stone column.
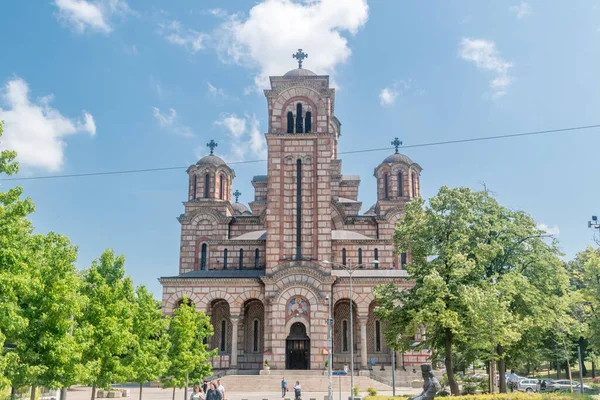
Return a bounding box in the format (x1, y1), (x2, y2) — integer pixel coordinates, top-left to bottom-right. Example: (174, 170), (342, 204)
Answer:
(359, 317), (368, 369)
(230, 316), (240, 367)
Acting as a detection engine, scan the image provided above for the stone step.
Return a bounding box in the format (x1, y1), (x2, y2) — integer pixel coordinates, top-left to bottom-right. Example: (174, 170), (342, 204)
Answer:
(219, 374), (392, 393)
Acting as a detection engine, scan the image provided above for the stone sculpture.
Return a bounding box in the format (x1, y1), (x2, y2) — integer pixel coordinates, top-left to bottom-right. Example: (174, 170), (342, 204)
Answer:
(409, 364), (441, 400)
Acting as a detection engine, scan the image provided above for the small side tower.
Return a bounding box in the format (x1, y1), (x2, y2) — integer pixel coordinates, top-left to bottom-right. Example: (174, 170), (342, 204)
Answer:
(187, 140), (235, 202)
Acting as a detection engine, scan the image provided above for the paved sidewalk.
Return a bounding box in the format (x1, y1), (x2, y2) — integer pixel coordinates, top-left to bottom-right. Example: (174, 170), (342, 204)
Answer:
(66, 386), (420, 400)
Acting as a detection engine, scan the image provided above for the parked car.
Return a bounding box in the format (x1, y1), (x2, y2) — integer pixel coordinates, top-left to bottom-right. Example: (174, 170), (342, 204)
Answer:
(518, 379), (539, 392)
(537, 378), (556, 392)
(552, 380), (597, 394)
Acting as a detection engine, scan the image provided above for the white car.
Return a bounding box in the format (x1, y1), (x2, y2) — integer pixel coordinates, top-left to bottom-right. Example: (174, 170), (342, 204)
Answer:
(517, 379), (539, 393)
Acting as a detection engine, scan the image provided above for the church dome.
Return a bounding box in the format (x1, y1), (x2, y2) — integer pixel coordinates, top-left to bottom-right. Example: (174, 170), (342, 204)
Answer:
(382, 153), (414, 165)
(283, 68), (317, 77)
(196, 154), (226, 167)
(232, 202), (250, 215)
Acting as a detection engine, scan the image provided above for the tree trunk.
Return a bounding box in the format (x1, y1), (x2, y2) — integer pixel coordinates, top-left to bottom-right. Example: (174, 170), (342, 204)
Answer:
(172, 387), (176, 400)
(444, 328), (459, 395)
(60, 387), (68, 400)
(563, 338), (573, 394)
(91, 384), (96, 400)
(592, 360), (596, 379)
(498, 344), (506, 393)
(30, 386), (37, 400)
(489, 360), (495, 394)
(184, 374), (188, 400)
(10, 387), (16, 400)
(139, 383), (143, 400)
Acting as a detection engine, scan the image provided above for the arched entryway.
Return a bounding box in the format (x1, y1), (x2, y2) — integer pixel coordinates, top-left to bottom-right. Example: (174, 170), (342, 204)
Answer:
(286, 322), (310, 370)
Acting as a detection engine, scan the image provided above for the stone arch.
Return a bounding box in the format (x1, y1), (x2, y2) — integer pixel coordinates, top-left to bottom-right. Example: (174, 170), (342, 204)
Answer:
(197, 290), (236, 314)
(330, 201), (345, 230)
(284, 316), (311, 339)
(367, 300), (389, 354)
(163, 291), (202, 314)
(333, 298), (359, 354)
(190, 209), (224, 226)
(234, 290), (265, 315)
(275, 283), (321, 305)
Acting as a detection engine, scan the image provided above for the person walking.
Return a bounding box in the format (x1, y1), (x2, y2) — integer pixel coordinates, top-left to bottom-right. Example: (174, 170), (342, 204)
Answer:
(508, 370), (519, 392)
(202, 379), (209, 395)
(293, 381), (301, 400)
(206, 383), (221, 400)
(216, 379), (225, 400)
(190, 386), (205, 400)
(281, 377), (287, 398)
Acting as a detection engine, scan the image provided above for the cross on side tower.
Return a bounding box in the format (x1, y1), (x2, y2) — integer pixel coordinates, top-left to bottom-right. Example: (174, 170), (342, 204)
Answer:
(292, 49), (308, 69)
(233, 189), (241, 203)
(207, 140), (218, 155)
(391, 137), (402, 154)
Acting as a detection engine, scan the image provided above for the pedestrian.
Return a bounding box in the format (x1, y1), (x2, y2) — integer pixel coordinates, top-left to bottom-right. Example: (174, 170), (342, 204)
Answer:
(202, 379), (209, 395)
(294, 381), (301, 400)
(281, 377), (287, 398)
(206, 383), (221, 400)
(190, 386), (205, 400)
(217, 379), (225, 400)
(508, 369), (519, 392)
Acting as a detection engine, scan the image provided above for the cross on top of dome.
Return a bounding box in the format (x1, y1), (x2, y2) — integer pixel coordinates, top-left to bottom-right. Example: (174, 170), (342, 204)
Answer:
(233, 189), (241, 203)
(293, 49), (308, 69)
(207, 139), (218, 155)
(391, 137), (402, 154)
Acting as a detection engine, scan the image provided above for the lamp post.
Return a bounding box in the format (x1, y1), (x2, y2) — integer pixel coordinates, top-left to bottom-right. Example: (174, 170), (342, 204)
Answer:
(322, 259), (378, 399)
(589, 216), (600, 245)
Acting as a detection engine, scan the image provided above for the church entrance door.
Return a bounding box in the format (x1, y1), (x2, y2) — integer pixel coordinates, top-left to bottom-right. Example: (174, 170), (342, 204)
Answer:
(286, 322), (310, 370)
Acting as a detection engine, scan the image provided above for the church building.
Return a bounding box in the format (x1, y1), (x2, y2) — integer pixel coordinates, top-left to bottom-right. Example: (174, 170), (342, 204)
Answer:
(159, 50), (428, 372)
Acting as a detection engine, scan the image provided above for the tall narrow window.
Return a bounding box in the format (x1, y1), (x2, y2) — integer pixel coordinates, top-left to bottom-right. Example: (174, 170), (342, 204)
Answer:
(295, 159), (302, 260)
(342, 320), (348, 352)
(384, 173), (389, 199)
(254, 248), (260, 269)
(253, 319), (259, 352)
(401, 252), (407, 269)
(223, 249), (228, 269)
(204, 174), (210, 198)
(295, 103), (303, 133)
(200, 243), (207, 270)
(193, 176), (197, 199)
(375, 321), (382, 352)
(342, 248), (347, 266)
(220, 320), (226, 352)
(287, 111), (294, 133)
(239, 249), (244, 269)
(374, 248), (379, 267)
(412, 173), (417, 197)
(305, 111), (312, 133)
(219, 175), (224, 200)
(398, 172), (403, 197)
(358, 248), (363, 266)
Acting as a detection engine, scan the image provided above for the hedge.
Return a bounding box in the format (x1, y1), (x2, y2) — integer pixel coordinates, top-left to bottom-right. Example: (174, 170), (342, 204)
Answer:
(363, 394), (596, 400)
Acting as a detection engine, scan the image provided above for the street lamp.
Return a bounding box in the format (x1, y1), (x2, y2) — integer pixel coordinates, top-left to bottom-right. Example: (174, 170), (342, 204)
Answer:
(589, 216), (600, 245)
(322, 259), (378, 399)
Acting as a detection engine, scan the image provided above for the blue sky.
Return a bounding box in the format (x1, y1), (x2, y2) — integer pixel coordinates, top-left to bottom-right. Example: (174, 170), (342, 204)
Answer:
(1, 0), (600, 298)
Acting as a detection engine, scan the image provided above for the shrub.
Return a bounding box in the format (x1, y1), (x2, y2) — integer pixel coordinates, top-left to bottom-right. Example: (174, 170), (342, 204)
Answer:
(367, 388), (377, 396)
(363, 394), (595, 400)
(353, 386), (359, 396)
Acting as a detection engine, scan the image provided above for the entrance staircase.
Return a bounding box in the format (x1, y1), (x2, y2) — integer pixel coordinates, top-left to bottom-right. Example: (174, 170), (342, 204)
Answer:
(218, 370), (392, 393)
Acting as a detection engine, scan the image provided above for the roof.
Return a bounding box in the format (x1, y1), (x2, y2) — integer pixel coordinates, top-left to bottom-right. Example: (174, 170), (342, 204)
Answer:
(196, 154), (227, 167)
(252, 175), (268, 182)
(232, 202), (250, 214)
(164, 269), (266, 279)
(332, 230), (375, 240)
(283, 68), (317, 77)
(337, 197), (360, 204)
(341, 174), (361, 181)
(382, 153), (414, 165)
(231, 230), (267, 240)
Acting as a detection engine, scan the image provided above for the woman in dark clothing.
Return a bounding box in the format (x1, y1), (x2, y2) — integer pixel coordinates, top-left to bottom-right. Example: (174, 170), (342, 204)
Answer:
(206, 383), (222, 400)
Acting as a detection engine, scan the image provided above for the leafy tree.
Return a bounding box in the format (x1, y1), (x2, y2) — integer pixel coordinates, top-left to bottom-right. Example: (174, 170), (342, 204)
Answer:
(80, 250), (136, 400)
(162, 300), (215, 400)
(126, 285), (170, 400)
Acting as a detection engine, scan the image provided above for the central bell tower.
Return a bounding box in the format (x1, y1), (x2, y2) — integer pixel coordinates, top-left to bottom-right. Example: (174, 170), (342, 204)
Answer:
(263, 50), (340, 271)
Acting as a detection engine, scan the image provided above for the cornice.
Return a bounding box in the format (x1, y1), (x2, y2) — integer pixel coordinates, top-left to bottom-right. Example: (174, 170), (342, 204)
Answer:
(261, 265), (336, 285)
(159, 277), (263, 285)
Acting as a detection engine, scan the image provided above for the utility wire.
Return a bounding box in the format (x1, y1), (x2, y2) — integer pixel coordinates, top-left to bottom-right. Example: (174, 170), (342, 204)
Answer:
(1, 123), (599, 182)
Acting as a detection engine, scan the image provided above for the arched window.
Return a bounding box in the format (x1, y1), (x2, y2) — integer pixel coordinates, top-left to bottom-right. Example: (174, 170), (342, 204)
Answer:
(305, 111), (312, 133)
(219, 175), (224, 200)
(287, 111), (294, 133)
(223, 248), (228, 269)
(200, 243), (207, 270)
(398, 172), (403, 197)
(401, 252), (407, 269)
(375, 320), (382, 352)
(342, 248), (347, 266)
(192, 175), (197, 200)
(204, 174), (210, 198)
(374, 248), (379, 267)
(254, 248), (260, 269)
(412, 172), (417, 197)
(295, 103), (303, 133)
(220, 320), (227, 352)
(384, 173), (389, 199)
(342, 320), (348, 352)
(358, 248), (363, 266)
(253, 319), (260, 352)
(239, 249), (244, 269)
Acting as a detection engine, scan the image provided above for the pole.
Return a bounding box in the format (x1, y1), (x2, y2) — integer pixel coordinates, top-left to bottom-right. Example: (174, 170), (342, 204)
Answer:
(328, 295), (333, 400)
(349, 269), (354, 399)
(391, 348), (396, 396)
(578, 345), (584, 395)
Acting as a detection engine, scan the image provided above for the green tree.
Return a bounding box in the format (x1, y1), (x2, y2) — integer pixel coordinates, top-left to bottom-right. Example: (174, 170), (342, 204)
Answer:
(162, 300), (215, 400)
(80, 250), (135, 400)
(126, 285), (170, 400)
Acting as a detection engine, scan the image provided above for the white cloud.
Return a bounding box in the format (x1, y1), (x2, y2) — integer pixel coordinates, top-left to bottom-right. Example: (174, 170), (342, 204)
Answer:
(207, 82), (227, 98)
(510, 2), (532, 19)
(459, 38), (514, 97)
(213, 113), (266, 160)
(152, 107), (193, 138)
(379, 80), (410, 106)
(54, 0), (131, 34)
(159, 20), (207, 53)
(0, 78), (95, 171)
(215, 0), (369, 89)
(537, 223), (560, 236)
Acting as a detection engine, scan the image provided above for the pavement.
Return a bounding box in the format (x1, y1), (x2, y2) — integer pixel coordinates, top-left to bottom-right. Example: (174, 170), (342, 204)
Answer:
(65, 386), (420, 400)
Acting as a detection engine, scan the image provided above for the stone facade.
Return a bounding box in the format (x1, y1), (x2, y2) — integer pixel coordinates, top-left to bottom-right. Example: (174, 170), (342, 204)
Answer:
(159, 65), (428, 372)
